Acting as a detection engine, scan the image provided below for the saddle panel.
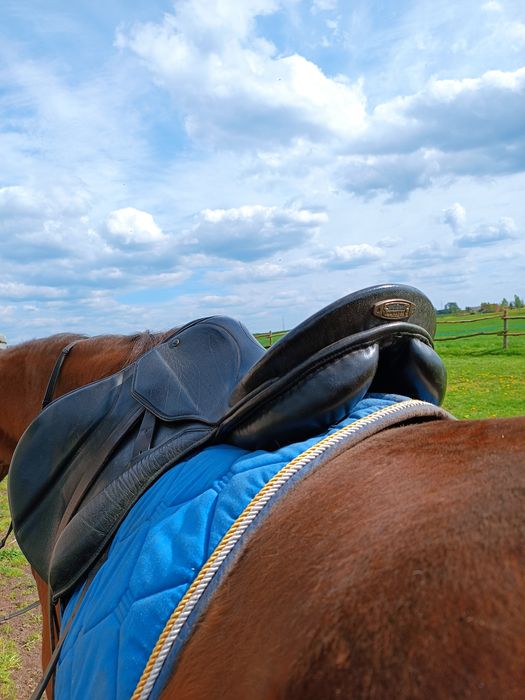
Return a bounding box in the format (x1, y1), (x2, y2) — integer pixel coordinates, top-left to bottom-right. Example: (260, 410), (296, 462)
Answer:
(369, 336), (447, 405)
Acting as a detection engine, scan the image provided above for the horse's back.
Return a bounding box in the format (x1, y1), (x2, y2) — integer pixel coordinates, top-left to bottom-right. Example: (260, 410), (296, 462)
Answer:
(162, 416), (525, 700)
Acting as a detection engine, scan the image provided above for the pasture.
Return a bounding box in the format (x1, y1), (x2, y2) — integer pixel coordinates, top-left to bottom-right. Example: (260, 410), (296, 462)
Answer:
(435, 310), (525, 418)
(1, 322), (524, 698)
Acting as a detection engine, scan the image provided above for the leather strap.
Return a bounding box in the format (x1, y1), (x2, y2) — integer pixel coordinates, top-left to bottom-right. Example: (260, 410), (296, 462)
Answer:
(42, 339), (85, 410)
(29, 564), (100, 700)
(132, 410), (157, 459)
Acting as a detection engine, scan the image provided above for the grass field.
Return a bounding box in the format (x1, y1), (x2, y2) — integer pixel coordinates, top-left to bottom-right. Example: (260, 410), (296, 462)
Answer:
(1, 315), (524, 696)
(435, 309), (525, 418)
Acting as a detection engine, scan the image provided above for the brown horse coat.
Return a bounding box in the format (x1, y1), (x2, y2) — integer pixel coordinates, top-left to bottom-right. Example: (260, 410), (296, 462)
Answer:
(156, 416), (525, 699)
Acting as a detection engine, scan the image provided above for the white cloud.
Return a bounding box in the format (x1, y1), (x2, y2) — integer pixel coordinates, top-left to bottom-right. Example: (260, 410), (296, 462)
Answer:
(336, 66), (525, 198)
(440, 205), (521, 248)
(105, 207), (165, 245)
(482, 1), (503, 11)
(503, 21), (525, 48)
(116, 1), (366, 147)
(442, 202), (467, 234)
(200, 294), (243, 306)
(324, 243), (384, 268)
(0, 282), (67, 300)
(311, 0), (338, 11)
(456, 217), (519, 247)
(376, 236), (402, 248)
(354, 67), (525, 157)
(186, 204), (327, 260)
(0, 186), (46, 219)
(1, 1), (525, 343)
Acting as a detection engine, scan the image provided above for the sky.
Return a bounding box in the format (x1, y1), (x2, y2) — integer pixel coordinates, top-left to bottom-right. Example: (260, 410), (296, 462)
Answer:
(1, 0), (524, 344)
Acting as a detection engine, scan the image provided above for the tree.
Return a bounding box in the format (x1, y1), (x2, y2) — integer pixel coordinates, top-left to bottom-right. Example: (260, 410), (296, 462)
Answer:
(444, 302), (460, 314)
(513, 294), (524, 309)
(501, 297), (509, 308)
(480, 302), (499, 313)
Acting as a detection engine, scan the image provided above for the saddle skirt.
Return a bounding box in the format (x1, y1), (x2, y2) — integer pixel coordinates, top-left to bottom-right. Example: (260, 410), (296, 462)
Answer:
(8, 283), (447, 601)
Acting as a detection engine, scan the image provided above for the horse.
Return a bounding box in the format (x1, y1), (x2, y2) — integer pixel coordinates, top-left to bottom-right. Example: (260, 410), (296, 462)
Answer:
(1, 329), (524, 699)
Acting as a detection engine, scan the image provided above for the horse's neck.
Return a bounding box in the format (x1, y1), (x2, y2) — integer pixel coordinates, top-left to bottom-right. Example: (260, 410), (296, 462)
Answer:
(0, 332), (168, 479)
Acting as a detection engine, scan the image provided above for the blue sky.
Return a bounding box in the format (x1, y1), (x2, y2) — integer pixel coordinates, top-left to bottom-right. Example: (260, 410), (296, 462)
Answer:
(1, 0), (524, 343)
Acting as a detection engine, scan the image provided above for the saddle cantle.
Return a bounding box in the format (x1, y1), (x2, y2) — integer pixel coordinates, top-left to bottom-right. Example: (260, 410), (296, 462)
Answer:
(8, 284), (446, 601)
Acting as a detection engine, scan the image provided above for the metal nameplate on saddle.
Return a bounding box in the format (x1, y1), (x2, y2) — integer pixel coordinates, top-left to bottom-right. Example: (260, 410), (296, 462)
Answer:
(8, 284), (447, 602)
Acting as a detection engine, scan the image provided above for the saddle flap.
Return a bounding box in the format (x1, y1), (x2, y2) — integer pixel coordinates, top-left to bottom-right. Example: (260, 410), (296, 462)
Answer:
(132, 317), (265, 424)
(8, 370), (130, 580)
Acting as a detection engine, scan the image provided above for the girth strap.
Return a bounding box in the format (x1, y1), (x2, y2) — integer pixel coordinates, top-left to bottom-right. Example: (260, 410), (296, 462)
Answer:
(42, 339), (85, 410)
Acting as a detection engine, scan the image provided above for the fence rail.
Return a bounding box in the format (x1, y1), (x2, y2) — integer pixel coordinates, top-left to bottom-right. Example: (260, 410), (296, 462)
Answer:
(256, 310), (525, 349)
(435, 310), (525, 348)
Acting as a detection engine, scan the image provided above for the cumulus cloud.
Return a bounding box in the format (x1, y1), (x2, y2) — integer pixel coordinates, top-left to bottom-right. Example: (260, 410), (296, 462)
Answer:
(455, 216), (518, 247)
(323, 243), (384, 268)
(0, 186), (47, 220)
(186, 204), (327, 260)
(335, 66), (525, 198)
(114, 4), (525, 202)
(440, 204), (520, 248)
(105, 207), (165, 245)
(0, 282), (67, 301)
(116, 0), (366, 147)
(0, 183), (189, 313)
(0, 185), (91, 226)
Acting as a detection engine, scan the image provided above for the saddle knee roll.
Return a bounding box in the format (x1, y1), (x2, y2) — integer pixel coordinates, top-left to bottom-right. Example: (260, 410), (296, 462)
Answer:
(223, 344), (380, 450)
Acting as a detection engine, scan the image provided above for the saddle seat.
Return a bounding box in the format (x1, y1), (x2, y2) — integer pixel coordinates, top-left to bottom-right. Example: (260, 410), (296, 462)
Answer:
(8, 284), (446, 601)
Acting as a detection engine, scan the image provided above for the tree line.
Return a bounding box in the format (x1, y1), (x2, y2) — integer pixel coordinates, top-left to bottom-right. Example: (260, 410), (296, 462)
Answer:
(441, 295), (524, 315)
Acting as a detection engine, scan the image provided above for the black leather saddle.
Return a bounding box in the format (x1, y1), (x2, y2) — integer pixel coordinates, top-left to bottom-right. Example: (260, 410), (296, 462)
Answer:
(9, 284), (446, 602)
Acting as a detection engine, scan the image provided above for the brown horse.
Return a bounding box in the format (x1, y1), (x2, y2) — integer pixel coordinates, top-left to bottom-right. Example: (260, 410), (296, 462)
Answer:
(1, 333), (524, 699)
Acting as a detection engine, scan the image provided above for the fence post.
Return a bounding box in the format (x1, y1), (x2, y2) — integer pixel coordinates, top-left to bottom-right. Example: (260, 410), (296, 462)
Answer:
(268, 331), (272, 347)
(503, 308), (508, 349)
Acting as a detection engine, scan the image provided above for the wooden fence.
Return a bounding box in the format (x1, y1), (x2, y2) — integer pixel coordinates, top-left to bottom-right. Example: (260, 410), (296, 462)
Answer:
(435, 310), (525, 349)
(256, 310), (525, 349)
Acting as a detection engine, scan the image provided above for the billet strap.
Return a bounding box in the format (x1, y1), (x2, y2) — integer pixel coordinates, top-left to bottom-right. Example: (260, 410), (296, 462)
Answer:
(0, 521), (13, 549)
(42, 339), (85, 410)
(29, 563), (100, 700)
(132, 410), (157, 459)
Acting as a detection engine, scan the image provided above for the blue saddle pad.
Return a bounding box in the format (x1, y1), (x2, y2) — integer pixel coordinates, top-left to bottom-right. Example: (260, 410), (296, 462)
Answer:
(54, 394), (447, 699)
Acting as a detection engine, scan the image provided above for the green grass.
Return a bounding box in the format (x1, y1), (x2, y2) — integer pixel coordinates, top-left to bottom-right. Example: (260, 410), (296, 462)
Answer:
(0, 638), (19, 700)
(0, 547), (26, 578)
(435, 310), (525, 418)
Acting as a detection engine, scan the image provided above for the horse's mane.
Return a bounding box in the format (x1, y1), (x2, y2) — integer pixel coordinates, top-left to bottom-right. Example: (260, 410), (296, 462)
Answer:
(123, 330), (174, 365)
(12, 329), (174, 367)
